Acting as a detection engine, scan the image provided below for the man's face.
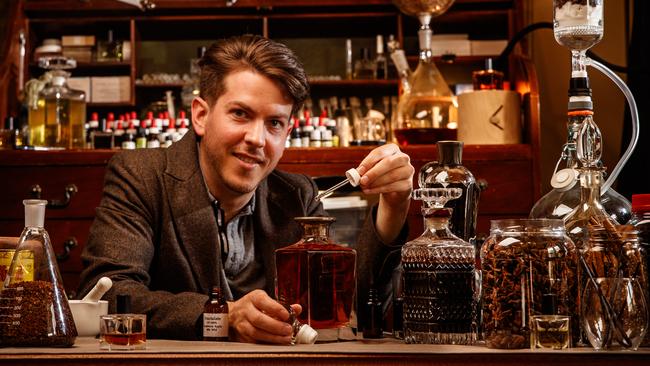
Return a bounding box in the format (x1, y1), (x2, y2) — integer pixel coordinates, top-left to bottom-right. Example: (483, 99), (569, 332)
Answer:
(192, 69), (293, 198)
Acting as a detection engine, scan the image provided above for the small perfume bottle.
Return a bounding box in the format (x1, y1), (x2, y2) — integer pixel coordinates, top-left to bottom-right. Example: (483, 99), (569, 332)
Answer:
(362, 287), (383, 339)
(353, 48), (376, 80)
(472, 58), (504, 90)
(96, 29), (123, 62)
(100, 294), (147, 350)
(203, 286), (229, 341)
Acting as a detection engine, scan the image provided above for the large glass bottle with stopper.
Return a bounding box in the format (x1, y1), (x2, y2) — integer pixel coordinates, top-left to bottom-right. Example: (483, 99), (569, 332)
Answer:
(530, 83), (631, 224)
(275, 217), (357, 342)
(391, 0), (457, 146)
(401, 188), (477, 344)
(0, 200), (77, 347)
(28, 56), (86, 149)
(419, 140), (481, 243)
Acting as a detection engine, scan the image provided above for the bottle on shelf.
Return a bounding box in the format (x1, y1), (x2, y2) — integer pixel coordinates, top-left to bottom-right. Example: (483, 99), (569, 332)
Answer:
(290, 117), (302, 147)
(86, 112), (99, 148)
(28, 57), (86, 150)
(96, 29), (123, 62)
(472, 58), (504, 90)
(147, 119), (161, 149)
(375, 35), (388, 80)
(332, 97), (351, 147)
(353, 48), (377, 80)
(202, 286), (229, 341)
(345, 39), (353, 80)
(113, 118), (126, 148)
(391, 22), (457, 146)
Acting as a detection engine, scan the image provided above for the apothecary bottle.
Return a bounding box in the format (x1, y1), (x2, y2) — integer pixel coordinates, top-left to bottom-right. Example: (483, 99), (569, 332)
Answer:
(275, 217), (357, 342)
(28, 57), (86, 149)
(419, 140), (481, 243)
(481, 219), (578, 349)
(401, 188), (477, 345)
(0, 200), (77, 347)
(581, 225), (648, 350)
(203, 286), (229, 341)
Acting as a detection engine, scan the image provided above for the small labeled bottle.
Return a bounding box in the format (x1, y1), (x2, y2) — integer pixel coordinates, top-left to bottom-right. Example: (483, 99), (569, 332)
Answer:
(354, 47), (376, 80)
(203, 286), (229, 341)
(282, 303), (318, 345)
(290, 117), (302, 147)
(375, 35), (388, 80)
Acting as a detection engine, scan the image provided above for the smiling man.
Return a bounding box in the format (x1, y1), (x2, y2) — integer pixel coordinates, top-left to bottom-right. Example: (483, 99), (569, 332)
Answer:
(78, 35), (414, 344)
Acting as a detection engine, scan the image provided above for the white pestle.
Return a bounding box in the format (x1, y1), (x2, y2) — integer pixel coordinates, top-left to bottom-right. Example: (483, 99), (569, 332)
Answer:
(81, 277), (113, 302)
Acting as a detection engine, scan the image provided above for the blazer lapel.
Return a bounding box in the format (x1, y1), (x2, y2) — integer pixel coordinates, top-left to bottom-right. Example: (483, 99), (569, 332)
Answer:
(164, 130), (220, 295)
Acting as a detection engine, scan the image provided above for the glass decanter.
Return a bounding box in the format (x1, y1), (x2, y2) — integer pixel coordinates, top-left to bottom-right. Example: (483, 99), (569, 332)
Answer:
(419, 140), (481, 243)
(401, 188), (477, 344)
(275, 217), (357, 342)
(530, 95), (631, 224)
(28, 56), (86, 149)
(0, 200), (77, 347)
(391, 0), (457, 146)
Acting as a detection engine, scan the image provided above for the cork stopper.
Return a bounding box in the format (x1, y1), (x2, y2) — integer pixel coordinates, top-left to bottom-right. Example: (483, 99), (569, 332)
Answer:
(295, 324), (318, 344)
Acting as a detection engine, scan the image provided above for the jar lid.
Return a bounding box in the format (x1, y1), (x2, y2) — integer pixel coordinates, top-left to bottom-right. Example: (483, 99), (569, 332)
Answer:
(632, 194), (650, 212)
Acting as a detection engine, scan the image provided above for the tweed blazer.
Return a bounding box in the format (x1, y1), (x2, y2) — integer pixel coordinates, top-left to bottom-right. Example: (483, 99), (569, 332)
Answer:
(78, 129), (405, 340)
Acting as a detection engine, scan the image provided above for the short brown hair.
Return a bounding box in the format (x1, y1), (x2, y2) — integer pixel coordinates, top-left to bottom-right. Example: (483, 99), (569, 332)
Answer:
(198, 35), (309, 115)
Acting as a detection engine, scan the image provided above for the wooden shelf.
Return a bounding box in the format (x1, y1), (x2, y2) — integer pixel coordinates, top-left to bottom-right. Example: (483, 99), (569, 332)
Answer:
(308, 79), (398, 87)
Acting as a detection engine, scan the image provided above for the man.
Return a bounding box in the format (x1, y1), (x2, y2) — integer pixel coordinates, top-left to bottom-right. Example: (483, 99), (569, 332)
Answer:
(78, 35), (414, 344)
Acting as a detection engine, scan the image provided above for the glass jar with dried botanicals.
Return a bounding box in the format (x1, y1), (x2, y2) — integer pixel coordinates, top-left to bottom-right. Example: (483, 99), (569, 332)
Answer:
(481, 219), (578, 349)
(581, 224), (648, 350)
(0, 200), (77, 347)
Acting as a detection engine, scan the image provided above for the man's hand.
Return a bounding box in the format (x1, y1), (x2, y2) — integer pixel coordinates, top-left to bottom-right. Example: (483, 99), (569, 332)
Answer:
(227, 289), (301, 344)
(356, 143), (414, 243)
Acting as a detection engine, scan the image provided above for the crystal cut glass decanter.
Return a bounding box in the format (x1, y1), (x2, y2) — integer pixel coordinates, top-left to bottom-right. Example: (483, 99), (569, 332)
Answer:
(275, 217), (357, 342)
(402, 188), (477, 344)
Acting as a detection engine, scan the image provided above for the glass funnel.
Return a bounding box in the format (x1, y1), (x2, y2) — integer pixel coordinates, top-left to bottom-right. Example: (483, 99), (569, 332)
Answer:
(391, 0), (457, 145)
(553, 0), (604, 77)
(0, 200), (77, 347)
(401, 188), (477, 344)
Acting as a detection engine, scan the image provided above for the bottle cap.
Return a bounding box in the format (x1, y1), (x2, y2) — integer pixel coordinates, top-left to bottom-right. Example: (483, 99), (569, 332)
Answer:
(295, 324), (318, 344)
(632, 194), (650, 213)
(550, 168), (578, 192)
(346, 168), (361, 187)
(23, 199), (47, 228)
(116, 294), (132, 314)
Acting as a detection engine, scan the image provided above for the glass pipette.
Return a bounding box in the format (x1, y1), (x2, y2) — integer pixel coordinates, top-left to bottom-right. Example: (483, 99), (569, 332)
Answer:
(314, 168), (361, 201)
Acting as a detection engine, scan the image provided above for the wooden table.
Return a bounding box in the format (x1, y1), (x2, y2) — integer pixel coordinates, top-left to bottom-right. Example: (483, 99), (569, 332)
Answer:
(1, 337), (649, 366)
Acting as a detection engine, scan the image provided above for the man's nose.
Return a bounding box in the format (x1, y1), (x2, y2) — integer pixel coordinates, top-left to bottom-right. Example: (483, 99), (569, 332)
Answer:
(244, 119), (266, 147)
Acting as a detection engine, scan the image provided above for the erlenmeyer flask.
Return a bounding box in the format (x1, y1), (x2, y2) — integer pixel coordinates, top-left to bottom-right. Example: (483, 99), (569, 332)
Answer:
(0, 200), (77, 347)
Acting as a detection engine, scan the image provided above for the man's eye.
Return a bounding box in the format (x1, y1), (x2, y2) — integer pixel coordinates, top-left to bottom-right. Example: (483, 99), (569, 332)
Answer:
(232, 109), (247, 118)
(270, 120), (285, 129)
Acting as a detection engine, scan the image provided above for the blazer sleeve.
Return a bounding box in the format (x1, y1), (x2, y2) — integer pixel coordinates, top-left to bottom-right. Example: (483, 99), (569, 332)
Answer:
(77, 152), (207, 340)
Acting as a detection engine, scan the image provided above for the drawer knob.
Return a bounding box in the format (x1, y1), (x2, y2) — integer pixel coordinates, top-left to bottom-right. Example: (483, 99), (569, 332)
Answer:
(56, 237), (78, 262)
(30, 184), (78, 209)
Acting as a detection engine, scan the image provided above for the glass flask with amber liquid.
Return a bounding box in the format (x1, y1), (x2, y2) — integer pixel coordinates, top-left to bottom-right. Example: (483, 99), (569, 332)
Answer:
(391, 0), (457, 145)
(275, 217), (357, 342)
(0, 200), (77, 347)
(402, 188), (477, 345)
(28, 57), (86, 149)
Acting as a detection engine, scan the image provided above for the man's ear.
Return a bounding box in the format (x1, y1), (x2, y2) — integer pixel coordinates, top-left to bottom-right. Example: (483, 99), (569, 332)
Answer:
(191, 97), (210, 137)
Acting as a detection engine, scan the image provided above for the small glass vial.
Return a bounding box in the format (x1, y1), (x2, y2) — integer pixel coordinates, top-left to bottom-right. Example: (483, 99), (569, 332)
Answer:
(353, 47), (376, 80)
(203, 286), (229, 341)
(362, 287), (383, 339)
(472, 58), (504, 90)
(96, 29), (123, 62)
(282, 304), (318, 345)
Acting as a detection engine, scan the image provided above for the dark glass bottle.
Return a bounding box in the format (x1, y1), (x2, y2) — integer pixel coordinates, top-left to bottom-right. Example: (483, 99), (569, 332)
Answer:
(362, 287), (383, 339)
(418, 140), (481, 243)
(203, 286), (229, 341)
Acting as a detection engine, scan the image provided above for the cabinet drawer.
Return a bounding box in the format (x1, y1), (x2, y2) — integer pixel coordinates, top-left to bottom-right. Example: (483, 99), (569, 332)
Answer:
(0, 166), (106, 219)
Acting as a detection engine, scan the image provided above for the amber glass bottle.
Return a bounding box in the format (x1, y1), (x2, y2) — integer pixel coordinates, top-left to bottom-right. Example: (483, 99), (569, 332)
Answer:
(203, 286), (229, 341)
